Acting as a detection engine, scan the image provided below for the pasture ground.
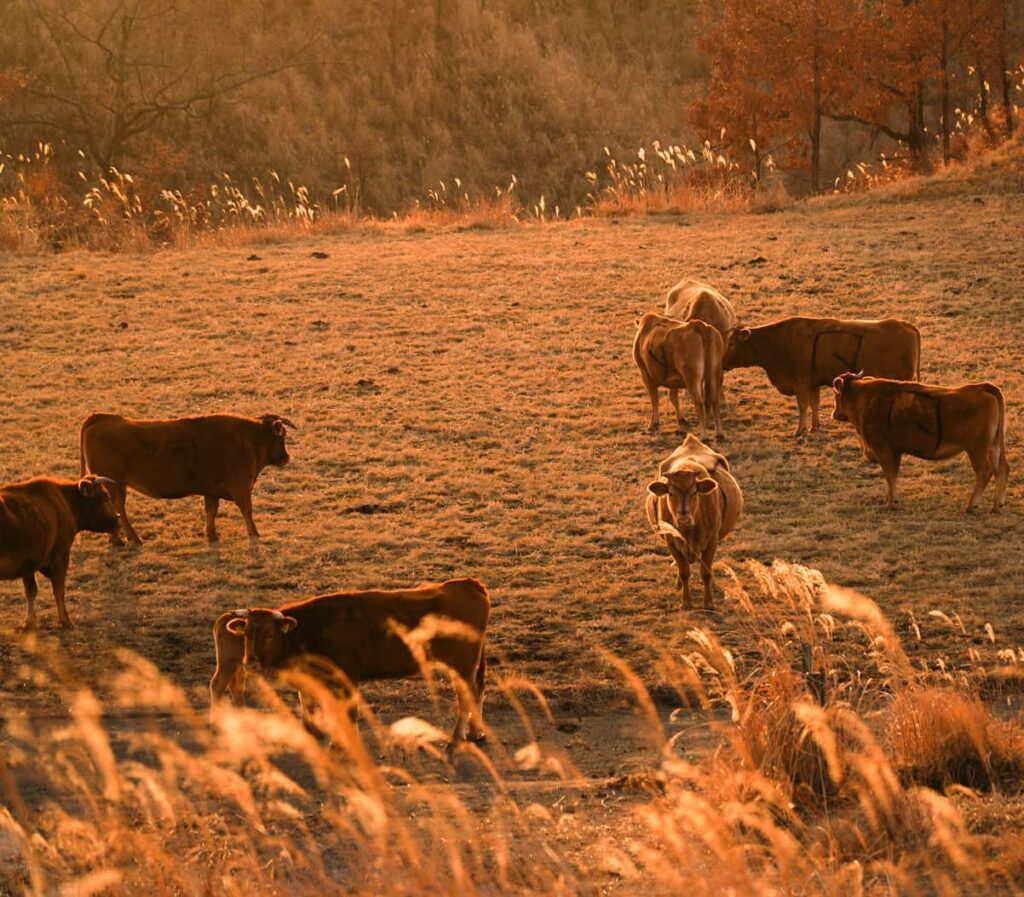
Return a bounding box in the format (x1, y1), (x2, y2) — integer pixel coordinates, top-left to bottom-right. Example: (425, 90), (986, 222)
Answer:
(1, 160), (1022, 890)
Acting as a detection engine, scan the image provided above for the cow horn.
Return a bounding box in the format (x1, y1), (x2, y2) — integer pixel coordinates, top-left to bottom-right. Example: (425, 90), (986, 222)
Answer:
(92, 476), (118, 487)
(277, 417), (297, 430)
(232, 608), (250, 618)
(271, 610), (285, 620)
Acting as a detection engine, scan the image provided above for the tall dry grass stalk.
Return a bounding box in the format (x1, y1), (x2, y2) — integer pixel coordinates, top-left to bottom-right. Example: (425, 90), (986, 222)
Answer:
(2, 562), (1023, 894)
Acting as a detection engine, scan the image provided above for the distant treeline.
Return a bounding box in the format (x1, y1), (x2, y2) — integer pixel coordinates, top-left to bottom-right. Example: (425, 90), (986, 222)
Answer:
(0, 0), (1021, 214)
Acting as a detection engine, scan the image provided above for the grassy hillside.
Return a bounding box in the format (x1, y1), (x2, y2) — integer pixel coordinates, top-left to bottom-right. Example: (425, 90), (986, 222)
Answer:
(1, 149), (1023, 896)
(1, 162), (1021, 712)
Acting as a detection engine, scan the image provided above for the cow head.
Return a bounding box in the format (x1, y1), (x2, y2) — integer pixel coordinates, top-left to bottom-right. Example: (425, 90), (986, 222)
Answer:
(721, 326), (754, 370)
(647, 462), (718, 527)
(259, 414), (296, 467)
(225, 608), (298, 673)
(72, 476), (121, 534)
(831, 371), (864, 422)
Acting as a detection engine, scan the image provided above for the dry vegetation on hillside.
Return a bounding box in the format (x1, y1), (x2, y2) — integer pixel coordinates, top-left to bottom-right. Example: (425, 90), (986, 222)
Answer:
(1, 152), (1023, 893)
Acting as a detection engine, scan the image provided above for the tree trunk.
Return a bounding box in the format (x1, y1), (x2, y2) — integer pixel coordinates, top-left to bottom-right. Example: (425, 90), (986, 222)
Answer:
(999, 0), (1014, 136)
(940, 14), (950, 165)
(907, 82), (927, 163)
(977, 64), (997, 142)
(810, 0), (822, 193)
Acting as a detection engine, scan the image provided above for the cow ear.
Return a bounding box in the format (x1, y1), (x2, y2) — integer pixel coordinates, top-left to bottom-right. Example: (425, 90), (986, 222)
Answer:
(695, 478), (718, 494)
(225, 618), (247, 636)
(272, 420), (286, 437)
(647, 481), (670, 496)
(77, 478), (95, 498)
(280, 616), (298, 633)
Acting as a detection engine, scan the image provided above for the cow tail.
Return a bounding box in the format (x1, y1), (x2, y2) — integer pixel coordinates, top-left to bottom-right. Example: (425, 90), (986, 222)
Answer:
(79, 419), (89, 476)
(912, 324), (922, 381)
(984, 384), (1008, 473)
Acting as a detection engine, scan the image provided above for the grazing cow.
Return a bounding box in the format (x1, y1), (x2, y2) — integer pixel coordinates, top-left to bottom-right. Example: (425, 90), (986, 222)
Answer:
(645, 435), (743, 608)
(664, 279), (738, 338)
(0, 476), (120, 628)
(633, 313), (725, 437)
(211, 578), (490, 747)
(832, 373), (1010, 511)
(79, 412), (295, 544)
(722, 316), (920, 436)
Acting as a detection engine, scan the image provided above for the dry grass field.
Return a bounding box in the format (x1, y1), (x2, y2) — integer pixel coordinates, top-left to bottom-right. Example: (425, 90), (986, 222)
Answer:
(1, 153), (1023, 894)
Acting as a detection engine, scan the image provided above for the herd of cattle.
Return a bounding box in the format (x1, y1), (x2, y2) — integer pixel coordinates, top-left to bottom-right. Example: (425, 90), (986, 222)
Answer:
(0, 277), (1011, 746)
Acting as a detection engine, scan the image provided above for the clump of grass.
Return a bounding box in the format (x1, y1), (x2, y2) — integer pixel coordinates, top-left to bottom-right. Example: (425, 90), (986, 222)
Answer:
(3, 562), (1024, 895)
(887, 686), (1024, 791)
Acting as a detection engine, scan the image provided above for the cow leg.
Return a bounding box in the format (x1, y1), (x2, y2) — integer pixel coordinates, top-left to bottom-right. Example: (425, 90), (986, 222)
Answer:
(877, 449), (902, 509)
(794, 389), (811, 437)
(966, 445), (996, 512)
(712, 374), (726, 438)
(20, 574), (38, 630)
(669, 389), (686, 430)
(665, 539), (693, 609)
(468, 649), (487, 743)
(204, 496), (220, 543)
(699, 545), (717, 610)
(113, 486), (142, 545)
(448, 673), (475, 750)
(809, 387), (822, 433)
(643, 376), (662, 432)
(232, 491), (260, 540)
(688, 381), (708, 438)
(994, 452), (1010, 511)
(50, 562), (73, 628)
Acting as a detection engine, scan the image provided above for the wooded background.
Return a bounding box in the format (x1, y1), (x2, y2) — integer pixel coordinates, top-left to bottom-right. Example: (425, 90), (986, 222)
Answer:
(0, 0), (1020, 213)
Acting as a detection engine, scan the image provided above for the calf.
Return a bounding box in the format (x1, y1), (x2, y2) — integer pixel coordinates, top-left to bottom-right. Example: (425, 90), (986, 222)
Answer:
(633, 313), (725, 437)
(0, 476), (119, 628)
(211, 578), (490, 747)
(645, 435), (743, 608)
(832, 373), (1009, 511)
(80, 412), (295, 544)
(723, 316), (920, 436)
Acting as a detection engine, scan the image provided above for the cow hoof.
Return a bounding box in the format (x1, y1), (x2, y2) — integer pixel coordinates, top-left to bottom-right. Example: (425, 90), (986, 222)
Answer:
(18, 621), (37, 632)
(645, 426), (660, 435)
(58, 618), (74, 629)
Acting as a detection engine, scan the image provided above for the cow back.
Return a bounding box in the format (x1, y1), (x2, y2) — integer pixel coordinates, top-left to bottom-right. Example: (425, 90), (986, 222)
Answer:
(82, 414), (263, 499)
(282, 580), (488, 684)
(0, 480), (75, 579)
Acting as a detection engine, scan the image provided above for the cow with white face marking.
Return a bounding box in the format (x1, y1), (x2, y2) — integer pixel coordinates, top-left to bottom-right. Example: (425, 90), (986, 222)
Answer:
(645, 435), (742, 609)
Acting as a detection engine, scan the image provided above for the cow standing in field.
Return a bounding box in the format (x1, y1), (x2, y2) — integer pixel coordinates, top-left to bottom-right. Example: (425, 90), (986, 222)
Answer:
(210, 578), (490, 748)
(722, 316), (920, 436)
(665, 279), (738, 411)
(0, 476), (120, 628)
(633, 313), (725, 438)
(832, 373), (1010, 511)
(645, 434), (742, 609)
(664, 279), (738, 338)
(79, 412), (295, 544)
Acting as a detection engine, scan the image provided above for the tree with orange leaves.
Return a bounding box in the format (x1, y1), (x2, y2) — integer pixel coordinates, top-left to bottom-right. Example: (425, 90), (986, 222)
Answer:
(692, 0), (856, 192)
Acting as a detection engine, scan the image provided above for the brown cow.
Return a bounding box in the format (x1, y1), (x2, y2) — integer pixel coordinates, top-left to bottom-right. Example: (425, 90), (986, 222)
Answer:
(211, 578), (490, 747)
(645, 434), (743, 608)
(0, 476), (120, 628)
(722, 316), (920, 436)
(664, 279), (738, 338)
(633, 313), (725, 437)
(80, 412), (295, 544)
(832, 373), (1010, 511)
